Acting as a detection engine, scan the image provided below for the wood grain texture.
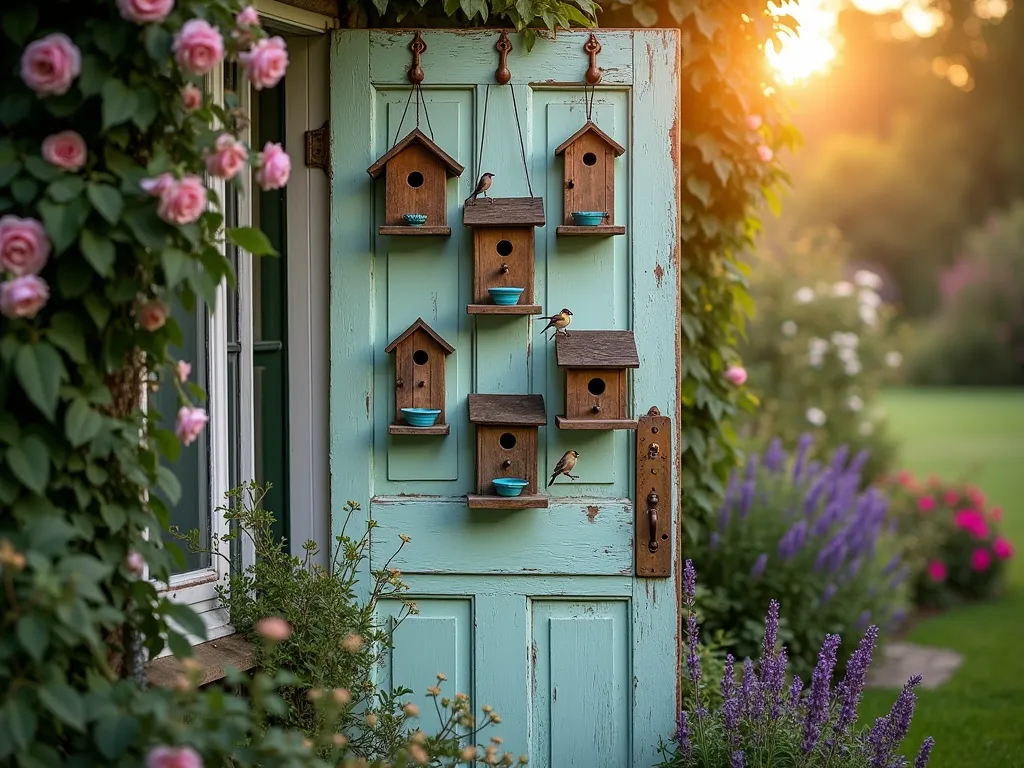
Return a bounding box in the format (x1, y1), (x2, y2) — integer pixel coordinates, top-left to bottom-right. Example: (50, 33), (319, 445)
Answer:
(559, 130), (619, 225)
(554, 120), (626, 157)
(379, 225), (452, 236)
(564, 368), (627, 422)
(367, 127), (464, 178)
(472, 227), (535, 305)
(555, 330), (640, 368)
(468, 394), (547, 425)
(463, 197), (545, 227)
(384, 317), (455, 355)
(390, 328), (447, 420)
(466, 303), (543, 315)
(555, 416), (637, 431)
(555, 225), (625, 237)
(380, 143), (450, 227)
(388, 424), (450, 435)
(475, 424), (538, 493)
(466, 493), (548, 509)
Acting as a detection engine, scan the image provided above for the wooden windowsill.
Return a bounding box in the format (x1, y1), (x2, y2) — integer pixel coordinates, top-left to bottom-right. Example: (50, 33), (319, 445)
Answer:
(146, 632), (256, 689)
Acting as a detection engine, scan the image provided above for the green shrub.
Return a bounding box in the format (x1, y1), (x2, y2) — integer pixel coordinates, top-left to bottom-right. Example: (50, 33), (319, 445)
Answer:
(737, 228), (903, 482)
(691, 436), (908, 681)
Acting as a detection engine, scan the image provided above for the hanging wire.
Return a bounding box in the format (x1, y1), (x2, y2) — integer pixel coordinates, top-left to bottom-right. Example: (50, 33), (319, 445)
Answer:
(390, 84), (435, 147)
(391, 86), (416, 148)
(420, 85), (435, 141)
(476, 84), (491, 181)
(585, 82), (595, 122)
(509, 85), (534, 198)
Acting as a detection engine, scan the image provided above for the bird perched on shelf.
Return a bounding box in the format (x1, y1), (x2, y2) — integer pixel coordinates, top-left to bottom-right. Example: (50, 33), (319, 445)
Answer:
(538, 308), (572, 340)
(466, 172), (494, 202)
(548, 450), (580, 486)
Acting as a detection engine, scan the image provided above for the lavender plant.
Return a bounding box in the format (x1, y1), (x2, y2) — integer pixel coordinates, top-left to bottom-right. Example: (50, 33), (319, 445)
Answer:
(657, 561), (935, 768)
(693, 436), (909, 680)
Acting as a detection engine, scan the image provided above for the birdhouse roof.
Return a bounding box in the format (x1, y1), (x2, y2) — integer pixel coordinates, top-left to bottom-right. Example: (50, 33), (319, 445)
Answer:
(463, 197), (546, 228)
(384, 318), (455, 355)
(468, 394), (547, 426)
(555, 330), (640, 369)
(366, 128), (465, 180)
(554, 121), (626, 157)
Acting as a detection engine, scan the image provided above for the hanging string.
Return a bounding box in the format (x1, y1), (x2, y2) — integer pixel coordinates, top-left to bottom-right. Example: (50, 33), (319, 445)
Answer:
(585, 82), (595, 122)
(391, 86), (415, 148)
(475, 84), (491, 182)
(509, 85), (534, 198)
(391, 84), (435, 148)
(420, 85), (435, 141)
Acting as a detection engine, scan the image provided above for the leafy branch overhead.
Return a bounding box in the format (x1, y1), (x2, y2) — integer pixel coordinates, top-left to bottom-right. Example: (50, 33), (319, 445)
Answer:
(348, 0), (600, 35)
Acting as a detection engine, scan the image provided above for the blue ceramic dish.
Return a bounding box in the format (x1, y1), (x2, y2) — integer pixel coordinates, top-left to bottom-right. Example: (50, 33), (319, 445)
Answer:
(404, 213), (428, 226)
(571, 211), (607, 227)
(400, 407), (441, 427)
(488, 287), (525, 306)
(492, 477), (529, 497)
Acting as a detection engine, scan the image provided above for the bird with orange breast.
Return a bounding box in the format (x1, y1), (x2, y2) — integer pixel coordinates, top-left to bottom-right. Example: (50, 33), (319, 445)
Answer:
(466, 172), (494, 202)
(538, 308), (572, 340)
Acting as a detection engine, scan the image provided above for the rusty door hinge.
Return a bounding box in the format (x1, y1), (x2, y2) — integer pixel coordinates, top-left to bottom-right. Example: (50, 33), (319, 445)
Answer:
(305, 120), (329, 173)
(635, 405), (672, 578)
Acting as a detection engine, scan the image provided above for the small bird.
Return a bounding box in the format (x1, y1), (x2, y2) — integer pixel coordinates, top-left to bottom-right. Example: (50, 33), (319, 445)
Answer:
(548, 450), (580, 486)
(538, 308), (573, 340)
(467, 172), (494, 202)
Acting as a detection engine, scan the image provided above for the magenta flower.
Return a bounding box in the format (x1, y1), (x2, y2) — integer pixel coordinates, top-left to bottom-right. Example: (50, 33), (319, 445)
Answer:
(953, 509), (989, 539)
(146, 746), (203, 768)
(993, 537), (1014, 560)
(916, 495), (935, 513)
(926, 560), (947, 582)
(971, 548), (992, 572)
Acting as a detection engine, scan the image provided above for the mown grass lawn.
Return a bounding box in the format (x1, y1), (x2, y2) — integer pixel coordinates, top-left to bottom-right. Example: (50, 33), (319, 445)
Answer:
(859, 388), (1024, 768)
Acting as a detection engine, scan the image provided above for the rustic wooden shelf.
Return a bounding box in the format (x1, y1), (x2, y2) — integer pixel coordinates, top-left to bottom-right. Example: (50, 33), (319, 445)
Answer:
(388, 423), (450, 436)
(466, 493), (549, 509)
(466, 304), (543, 315)
(556, 225), (626, 237)
(379, 225), (452, 236)
(556, 415), (638, 430)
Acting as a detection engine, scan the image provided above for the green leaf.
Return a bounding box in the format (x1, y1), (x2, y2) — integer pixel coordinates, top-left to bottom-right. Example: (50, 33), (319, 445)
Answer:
(522, 28), (537, 53)
(23, 155), (60, 183)
(2, 6), (38, 46)
(57, 255), (93, 298)
(38, 683), (85, 732)
(372, 0), (388, 14)
(226, 226), (278, 257)
(66, 398), (102, 447)
(16, 614), (49, 663)
(151, 426), (181, 462)
(83, 295), (110, 330)
(5, 436), (50, 495)
(161, 248), (190, 288)
(99, 504), (127, 533)
(94, 715), (138, 760)
(14, 341), (63, 422)
(94, 21), (127, 59)
(11, 177), (38, 205)
(77, 55), (110, 98)
(132, 89), (159, 131)
(123, 205), (169, 250)
(3, 697), (37, 750)
(39, 197), (89, 254)
(143, 25), (172, 61)
(156, 465), (182, 506)
(686, 175), (712, 206)
(0, 158), (21, 188)
(47, 175), (85, 203)
(164, 602), (208, 641)
(0, 93), (32, 127)
(80, 229), (116, 276)
(100, 80), (138, 131)
(86, 182), (123, 224)
(48, 312), (87, 363)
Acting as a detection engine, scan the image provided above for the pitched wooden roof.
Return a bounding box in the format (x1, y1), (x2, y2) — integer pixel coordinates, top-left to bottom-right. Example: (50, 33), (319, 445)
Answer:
(463, 197), (545, 228)
(367, 128), (465, 179)
(384, 318), (455, 355)
(555, 330), (639, 369)
(554, 121), (626, 157)
(468, 394), (547, 426)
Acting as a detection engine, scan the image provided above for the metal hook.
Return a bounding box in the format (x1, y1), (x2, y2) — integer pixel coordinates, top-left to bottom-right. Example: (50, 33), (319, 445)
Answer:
(408, 32), (426, 85)
(495, 30), (512, 85)
(583, 33), (602, 85)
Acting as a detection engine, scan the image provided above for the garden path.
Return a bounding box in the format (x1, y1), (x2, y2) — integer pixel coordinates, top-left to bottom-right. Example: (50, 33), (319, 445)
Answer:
(865, 642), (963, 690)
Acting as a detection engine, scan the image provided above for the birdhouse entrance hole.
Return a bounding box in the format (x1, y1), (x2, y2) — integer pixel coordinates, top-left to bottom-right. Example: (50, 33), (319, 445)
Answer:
(413, 349), (429, 365)
(407, 171), (424, 188)
(496, 240), (514, 257)
(499, 432), (517, 450)
(582, 152), (598, 166)
(587, 377), (606, 396)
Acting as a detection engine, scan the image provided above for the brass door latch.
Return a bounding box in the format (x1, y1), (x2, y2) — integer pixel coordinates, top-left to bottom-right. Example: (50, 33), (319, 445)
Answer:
(635, 406), (672, 578)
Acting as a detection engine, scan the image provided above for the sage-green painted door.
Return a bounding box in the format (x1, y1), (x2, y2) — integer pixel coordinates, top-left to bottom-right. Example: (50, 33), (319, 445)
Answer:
(330, 29), (680, 766)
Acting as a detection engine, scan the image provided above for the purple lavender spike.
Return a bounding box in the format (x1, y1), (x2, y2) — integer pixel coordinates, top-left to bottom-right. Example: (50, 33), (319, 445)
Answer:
(722, 654), (740, 740)
(676, 710), (691, 759)
(759, 600), (780, 677)
(709, 531), (721, 552)
(793, 433), (814, 482)
(745, 453), (759, 482)
(869, 675), (922, 767)
(731, 750), (745, 768)
(683, 560), (697, 608)
(766, 647), (787, 719)
(833, 625), (878, 740)
(883, 553), (901, 576)
(750, 553), (768, 580)
(764, 437), (786, 472)
(849, 448), (870, 476)
(741, 658), (762, 720)
(788, 675), (804, 715)
(914, 736), (935, 768)
(803, 471), (830, 516)
(802, 633), (841, 756)
(819, 583), (838, 605)
(739, 478), (756, 518)
(830, 444), (850, 474)
(686, 610), (701, 689)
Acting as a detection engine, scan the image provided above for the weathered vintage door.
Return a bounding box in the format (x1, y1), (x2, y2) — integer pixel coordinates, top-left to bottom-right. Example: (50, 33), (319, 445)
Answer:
(329, 29), (680, 765)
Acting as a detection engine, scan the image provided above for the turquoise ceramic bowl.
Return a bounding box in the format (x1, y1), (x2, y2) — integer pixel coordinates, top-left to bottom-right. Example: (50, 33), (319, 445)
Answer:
(400, 407), (441, 427)
(404, 213), (428, 226)
(488, 287), (525, 306)
(492, 477), (529, 497)
(571, 211), (607, 227)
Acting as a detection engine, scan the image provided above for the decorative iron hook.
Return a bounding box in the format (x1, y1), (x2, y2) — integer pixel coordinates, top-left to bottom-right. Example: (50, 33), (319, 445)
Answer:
(584, 33), (602, 85)
(495, 30), (512, 85)
(408, 32), (426, 85)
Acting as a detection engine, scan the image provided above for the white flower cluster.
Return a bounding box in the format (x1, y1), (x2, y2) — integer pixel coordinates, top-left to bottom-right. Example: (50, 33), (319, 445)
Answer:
(806, 407), (827, 426)
(806, 332), (861, 375)
(885, 350), (903, 368)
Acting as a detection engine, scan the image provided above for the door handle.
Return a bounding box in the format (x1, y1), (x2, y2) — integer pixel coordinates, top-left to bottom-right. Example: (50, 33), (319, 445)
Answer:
(635, 406), (672, 578)
(647, 490), (659, 553)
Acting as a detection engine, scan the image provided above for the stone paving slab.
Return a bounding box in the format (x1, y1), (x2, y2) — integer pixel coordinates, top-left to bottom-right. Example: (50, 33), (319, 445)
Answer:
(866, 642), (963, 690)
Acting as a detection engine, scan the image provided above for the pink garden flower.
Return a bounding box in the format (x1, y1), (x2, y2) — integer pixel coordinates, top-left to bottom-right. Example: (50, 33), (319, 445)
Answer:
(971, 547), (992, 572)
(0, 216), (50, 276)
(993, 537), (1014, 560)
(175, 406), (209, 446)
(746, 114), (763, 130)
(0, 275), (49, 319)
(954, 509), (989, 539)
(172, 19), (224, 76)
(724, 365), (747, 385)
(255, 142), (290, 190)
(21, 33), (82, 97)
(155, 175), (208, 225)
(236, 6), (260, 26)
(146, 745), (203, 768)
(255, 616), (292, 641)
(176, 360), (191, 383)
(239, 36), (289, 90)
(926, 560), (947, 582)
(141, 172), (176, 198)
(181, 84), (202, 113)
(943, 490), (959, 505)
(967, 486), (986, 508)
(756, 145), (774, 162)
(117, 0), (175, 24)
(916, 495), (935, 513)
(125, 551), (145, 575)
(42, 131), (87, 172)
(138, 300), (169, 332)
(204, 134), (248, 180)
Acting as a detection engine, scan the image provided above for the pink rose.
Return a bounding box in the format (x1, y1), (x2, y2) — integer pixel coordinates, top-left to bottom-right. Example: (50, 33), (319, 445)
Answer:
(138, 300), (169, 332)
(41, 131), (87, 172)
(156, 175), (208, 225)
(926, 560), (947, 582)
(146, 746), (203, 768)
(141, 172), (176, 197)
(943, 490), (959, 506)
(117, 0), (175, 24)
(724, 365), (747, 386)
(21, 33), (82, 97)
(746, 114), (762, 130)
(125, 551), (145, 575)
(181, 84), (202, 113)
(954, 509), (989, 539)
(176, 360), (191, 383)
(172, 19), (225, 76)
(236, 6), (260, 26)
(255, 616), (292, 641)
(204, 134), (248, 180)
(0, 216), (50, 276)
(239, 36), (288, 91)
(756, 145), (774, 162)
(255, 142), (290, 190)
(916, 495), (935, 513)
(175, 406), (209, 446)
(0, 275), (49, 319)
(993, 537), (1014, 560)
(971, 547), (992, 572)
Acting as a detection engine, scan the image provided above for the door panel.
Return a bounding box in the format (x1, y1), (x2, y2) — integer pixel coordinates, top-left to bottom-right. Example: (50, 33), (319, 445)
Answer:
(330, 30), (680, 765)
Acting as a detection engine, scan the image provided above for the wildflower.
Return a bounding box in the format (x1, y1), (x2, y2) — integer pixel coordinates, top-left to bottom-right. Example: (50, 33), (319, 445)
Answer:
(834, 625), (878, 739)
(738, 479), (755, 518)
(845, 359), (863, 376)
(802, 633), (841, 755)
(731, 751), (746, 768)
(885, 351), (903, 368)
(764, 437), (786, 472)
(832, 281), (854, 297)
(818, 583), (837, 604)
(806, 407), (826, 427)
(868, 675), (922, 767)
(993, 537), (1014, 559)
(146, 746), (203, 768)
(709, 532), (720, 552)
(781, 320), (798, 337)
(967, 486), (986, 507)
(846, 395), (864, 412)
(364, 713), (378, 728)
(332, 734), (347, 747)
(854, 269), (883, 289)
(787, 675), (803, 714)
(437, 672), (447, 681)
(954, 509), (988, 539)
(721, 654), (740, 739)
(778, 519), (807, 560)
(461, 746), (478, 761)
(426, 685), (441, 696)
(176, 360), (192, 383)
(724, 365), (748, 385)
(882, 553), (901, 577)
(342, 632), (363, 652)
(333, 688), (352, 705)
(971, 548), (992, 572)
(403, 702), (420, 717)
(793, 433), (814, 482)
(917, 495), (935, 513)
(859, 305), (878, 326)
(675, 710), (691, 758)
(255, 616), (291, 642)
(915, 736), (936, 768)
(407, 743), (429, 765)
(794, 286), (815, 303)
(741, 659), (761, 719)
(750, 553), (768, 580)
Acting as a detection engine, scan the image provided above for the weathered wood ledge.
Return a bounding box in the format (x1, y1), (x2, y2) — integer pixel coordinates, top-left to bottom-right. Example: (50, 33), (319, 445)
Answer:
(146, 633), (256, 689)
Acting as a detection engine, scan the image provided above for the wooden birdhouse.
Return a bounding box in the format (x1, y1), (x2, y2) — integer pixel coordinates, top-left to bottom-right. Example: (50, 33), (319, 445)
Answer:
(384, 318), (455, 435)
(467, 394), (548, 508)
(367, 128), (464, 236)
(554, 121), (626, 237)
(463, 197), (545, 315)
(555, 330), (639, 430)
